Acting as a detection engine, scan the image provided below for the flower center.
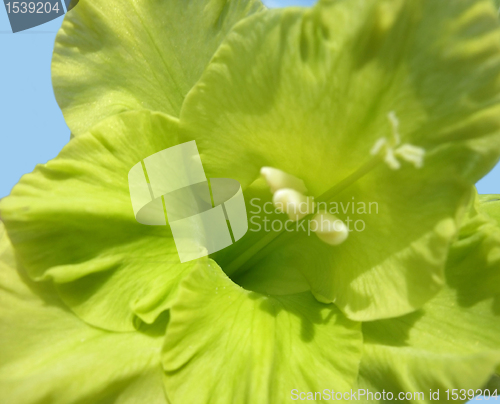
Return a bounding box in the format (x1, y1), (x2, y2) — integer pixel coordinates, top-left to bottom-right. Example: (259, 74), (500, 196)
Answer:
(217, 111), (425, 282)
(262, 167), (348, 244)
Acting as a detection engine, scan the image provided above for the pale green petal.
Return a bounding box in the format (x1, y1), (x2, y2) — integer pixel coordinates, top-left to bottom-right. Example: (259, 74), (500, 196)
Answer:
(52, 0), (265, 135)
(493, 0), (500, 14)
(0, 111), (199, 331)
(479, 194), (500, 222)
(358, 195), (500, 402)
(0, 223), (167, 404)
(180, 0), (500, 320)
(358, 348), (499, 404)
(161, 261), (362, 404)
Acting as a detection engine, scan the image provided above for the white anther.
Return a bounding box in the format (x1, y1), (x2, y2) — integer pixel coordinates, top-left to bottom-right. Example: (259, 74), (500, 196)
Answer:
(273, 188), (315, 221)
(394, 144), (425, 169)
(260, 167), (308, 194)
(310, 212), (348, 246)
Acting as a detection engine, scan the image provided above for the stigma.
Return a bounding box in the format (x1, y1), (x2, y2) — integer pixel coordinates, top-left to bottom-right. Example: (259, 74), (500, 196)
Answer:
(370, 111), (425, 170)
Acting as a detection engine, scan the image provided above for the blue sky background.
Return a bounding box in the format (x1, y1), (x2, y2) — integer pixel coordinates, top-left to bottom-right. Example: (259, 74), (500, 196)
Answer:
(0, 0), (499, 200)
(0, 0), (498, 402)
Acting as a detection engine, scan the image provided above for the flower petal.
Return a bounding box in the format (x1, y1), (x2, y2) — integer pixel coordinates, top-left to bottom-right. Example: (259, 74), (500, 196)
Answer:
(358, 193), (500, 401)
(479, 194), (500, 222)
(359, 349), (500, 403)
(179, 0), (500, 320)
(0, 223), (167, 404)
(161, 260), (362, 404)
(52, 0), (265, 135)
(0, 110), (200, 331)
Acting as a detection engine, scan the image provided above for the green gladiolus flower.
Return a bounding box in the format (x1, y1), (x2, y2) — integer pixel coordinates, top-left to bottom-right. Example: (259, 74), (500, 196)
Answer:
(1, 0), (500, 402)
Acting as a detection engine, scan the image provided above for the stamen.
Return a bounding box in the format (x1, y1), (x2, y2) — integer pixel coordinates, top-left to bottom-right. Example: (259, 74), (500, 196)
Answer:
(260, 167), (308, 194)
(273, 188), (315, 221)
(310, 212), (348, 246)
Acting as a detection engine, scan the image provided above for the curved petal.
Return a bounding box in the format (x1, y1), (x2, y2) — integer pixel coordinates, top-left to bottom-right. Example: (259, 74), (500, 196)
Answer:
(494, 0), (500, 14)
(0, 224), (167, 404)
(358, 348), (500, 404)
(52, 0), (265, 135)
(0, 110), (202, 331)
(358, 195), (500, 402)
(479, 194), (500, 222)
(179, 0), (500, 320)
(161, 260), (362, 404)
